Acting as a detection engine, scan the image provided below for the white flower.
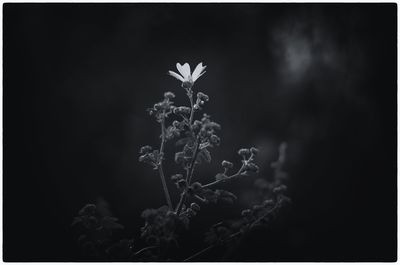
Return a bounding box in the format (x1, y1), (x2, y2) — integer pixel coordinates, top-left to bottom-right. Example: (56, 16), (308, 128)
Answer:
(168, 62), (207, 89)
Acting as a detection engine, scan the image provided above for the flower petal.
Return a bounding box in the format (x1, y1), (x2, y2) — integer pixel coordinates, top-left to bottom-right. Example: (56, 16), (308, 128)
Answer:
(192, 62), (207, 82)
(181, 63), (191, 79)
(168, 70), (184, 82)
(193, 70), (206, 82)
(176, 63), (186, 78)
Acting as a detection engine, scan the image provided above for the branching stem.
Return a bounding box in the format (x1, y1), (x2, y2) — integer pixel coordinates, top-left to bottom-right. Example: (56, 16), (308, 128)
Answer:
(175, 89), (200, 214)
(183, 231), (241, 261)
(134, 246), (158, 256)
(202, 154), (254, 189)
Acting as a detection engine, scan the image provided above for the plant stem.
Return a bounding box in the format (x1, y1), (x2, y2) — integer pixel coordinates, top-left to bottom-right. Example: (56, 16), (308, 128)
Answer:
(188, 89), (195, 126)
(183, 231), (242, 261)
(183, 200), (278, 261)
(183, 245), (214, 262)
(134, 246), (158, 256)
(159, 113), (173, 210)
(175, 90), (199, 214)
(202, 154), (254, 189)
(188, 139), (201, 184)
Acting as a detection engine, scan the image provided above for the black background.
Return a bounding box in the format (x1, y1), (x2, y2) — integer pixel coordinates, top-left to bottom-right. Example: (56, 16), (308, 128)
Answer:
(3, 3), (397, 261)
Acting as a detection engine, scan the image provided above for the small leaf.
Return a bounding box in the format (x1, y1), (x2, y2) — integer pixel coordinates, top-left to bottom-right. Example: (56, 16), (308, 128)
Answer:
(196, 148), (211, 164)
(199, 142), (210, 150)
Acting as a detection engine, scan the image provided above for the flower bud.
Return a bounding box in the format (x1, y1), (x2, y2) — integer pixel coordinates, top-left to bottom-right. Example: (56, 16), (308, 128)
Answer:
(154, 103), (163, 110)
(190, 202), (200, 212)
(250, 147), (259, 155)
(238, 148), (251, 157)
(241, 209), (252, 217)
(172, 120), (180, 127)
(210, 135), (220, 145)
(164, 91), (175, 99)
(186, 208), (196, 217)
(263, 199), (274, 207)
(171, 174), (183, 182)
(173, 106), (191, 115)
(221, 160), (233, 168)
(273, 185), (287, 194)
(177, 179), (187, 189)
(139, 145), (153, 154)
(197, 92), (209, 101)
(191, 182), (202, 191)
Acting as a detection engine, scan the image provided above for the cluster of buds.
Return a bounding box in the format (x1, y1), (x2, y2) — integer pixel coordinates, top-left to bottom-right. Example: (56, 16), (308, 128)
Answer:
(179, 201), (201, 219)
(138, 145), (160, 169)
(174, 142), (197, 166)
(219, 160), (234, 175)
(193, 92), (210, 111)
(165, 120), (184, 140)
(147, 92), (176, 123)
(173, 106), (191, 116)
(171, 174), (188, 190)
(192, 114), (221, 147)
(237, 147), (260, 174)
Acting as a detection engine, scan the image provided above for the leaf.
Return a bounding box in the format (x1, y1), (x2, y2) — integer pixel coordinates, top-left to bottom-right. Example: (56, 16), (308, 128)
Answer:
(199, 141), (210, 150)
(196, 148), (211, 164)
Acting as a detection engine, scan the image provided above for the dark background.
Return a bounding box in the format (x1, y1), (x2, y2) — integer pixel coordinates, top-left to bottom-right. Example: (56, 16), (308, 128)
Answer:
(3, 3), (397, 261)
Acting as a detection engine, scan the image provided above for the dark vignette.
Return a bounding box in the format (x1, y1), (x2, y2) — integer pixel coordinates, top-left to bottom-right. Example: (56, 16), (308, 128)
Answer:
(3, 3), (397, 261)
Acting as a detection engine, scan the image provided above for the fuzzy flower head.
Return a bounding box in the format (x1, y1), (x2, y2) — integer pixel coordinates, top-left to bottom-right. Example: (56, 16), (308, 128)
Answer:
(168, 62), (206, 90)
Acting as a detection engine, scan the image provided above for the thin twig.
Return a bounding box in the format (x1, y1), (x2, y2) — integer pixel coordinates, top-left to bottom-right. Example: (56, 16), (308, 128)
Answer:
(184, 231), (242, 261)
(188, 139), (201, 184)
(188, 89), (195, 126)
(184, 201), (279, 261)
(134, 246), (158, 256)
(183, 245), (214, 262)
(202, 154), (254, 189)
(158, 112), (173, 210)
